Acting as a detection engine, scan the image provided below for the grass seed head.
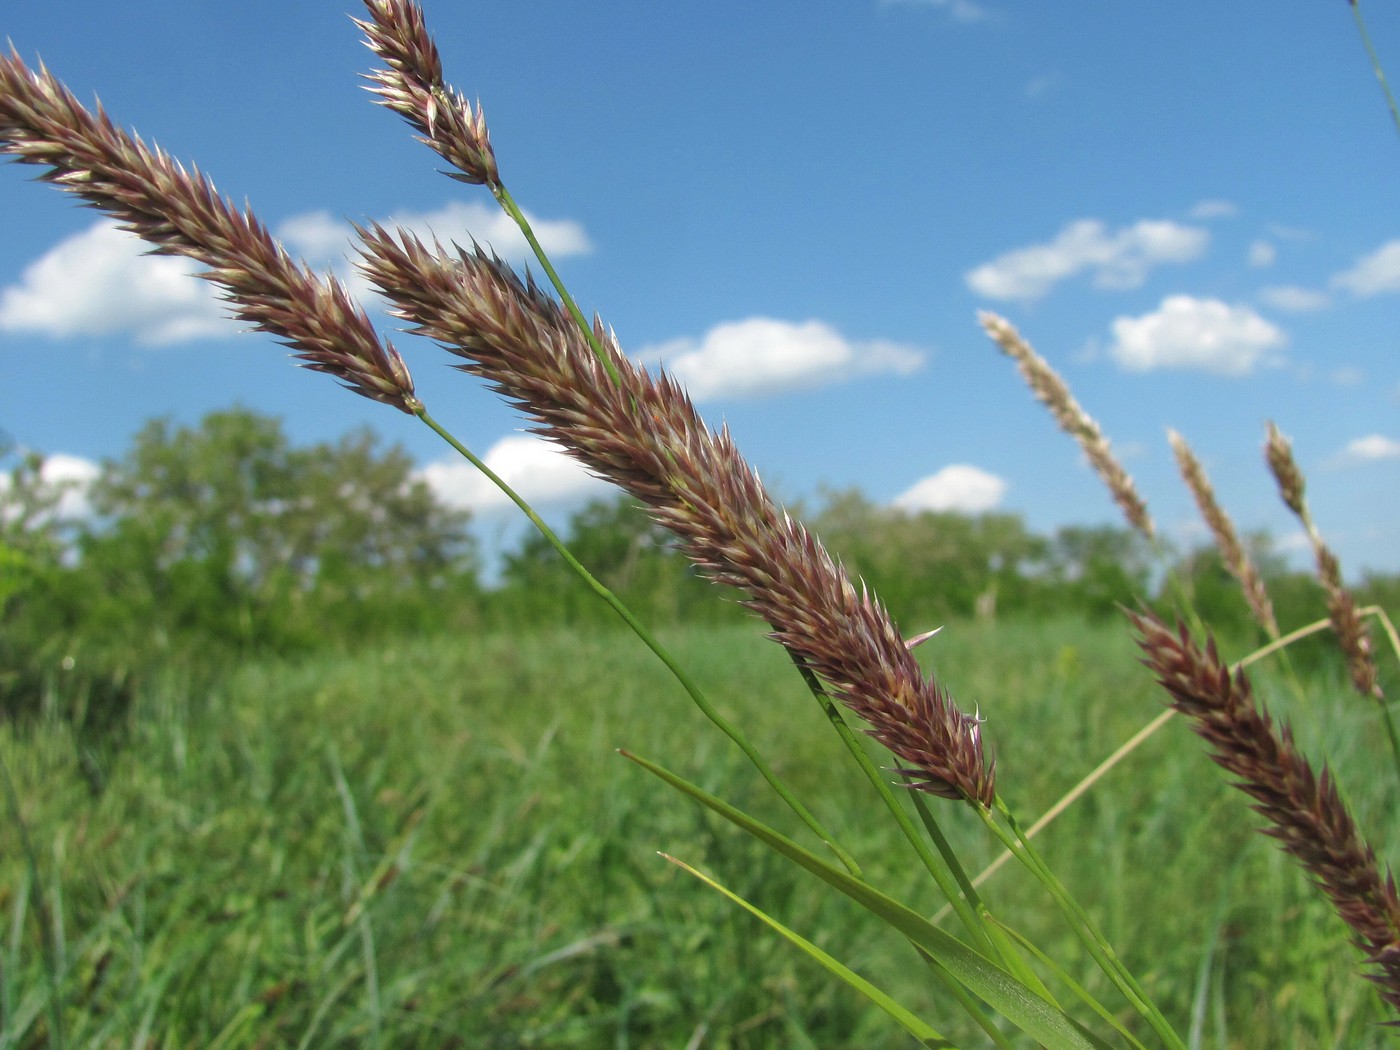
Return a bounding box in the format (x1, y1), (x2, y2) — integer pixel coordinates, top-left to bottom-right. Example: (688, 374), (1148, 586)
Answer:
(1262, 423), (1382, 700)
(1265, 421), (1306, 517)
(1130, 608), (1400, 1010)
(981, 311), (1154, 541)
(357, 226), (997, 805)
(0, 48), (419, 414)
(1169, 428), (1278, 637)
(356, 0), (500, 187)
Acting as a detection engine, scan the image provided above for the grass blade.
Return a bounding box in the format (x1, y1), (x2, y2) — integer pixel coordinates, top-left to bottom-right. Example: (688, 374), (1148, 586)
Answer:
(661, 852), (954, 1048)
(622, 750), (1105, 1050)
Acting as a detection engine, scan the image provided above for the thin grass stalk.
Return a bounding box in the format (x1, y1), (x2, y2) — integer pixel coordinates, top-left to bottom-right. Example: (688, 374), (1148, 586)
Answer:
(1369, 604), (1400, 670)
(1129, 609), (1400, 1018)
(986, 916), (1153, 1050)
(1347, 0), (1400, 141)
(784, 653), (997, 952)
(661, 853), (958, 1048)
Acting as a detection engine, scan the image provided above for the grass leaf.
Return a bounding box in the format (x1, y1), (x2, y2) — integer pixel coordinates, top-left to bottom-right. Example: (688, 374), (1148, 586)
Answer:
(622, 749), (1105, 1050)
(662, 852), (954, 1048)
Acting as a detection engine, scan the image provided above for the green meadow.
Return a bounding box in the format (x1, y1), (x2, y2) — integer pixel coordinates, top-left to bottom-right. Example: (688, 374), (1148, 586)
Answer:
(4, 618), (1394, 1047)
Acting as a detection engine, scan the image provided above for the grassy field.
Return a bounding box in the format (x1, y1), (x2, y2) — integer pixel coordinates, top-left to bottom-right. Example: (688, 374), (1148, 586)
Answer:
(2, 617), (1395, 1048)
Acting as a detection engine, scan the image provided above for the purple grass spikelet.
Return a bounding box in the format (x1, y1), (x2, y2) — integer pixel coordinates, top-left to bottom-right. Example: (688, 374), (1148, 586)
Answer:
(356, 226), (997, 806)
(0, 48), (419, 414)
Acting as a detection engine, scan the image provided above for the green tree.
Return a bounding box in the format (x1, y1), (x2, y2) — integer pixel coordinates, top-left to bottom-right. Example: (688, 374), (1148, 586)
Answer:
(1045, 524), (1155, 620)
(38, 408), (478, 659)
(810, 489), (1047, 624)
(0, 449), (69, 610)
(497, 495), (726, 625)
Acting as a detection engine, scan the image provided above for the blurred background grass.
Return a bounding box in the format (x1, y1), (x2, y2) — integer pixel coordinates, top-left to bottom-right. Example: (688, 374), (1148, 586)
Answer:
(3, 618), (1395, 1047)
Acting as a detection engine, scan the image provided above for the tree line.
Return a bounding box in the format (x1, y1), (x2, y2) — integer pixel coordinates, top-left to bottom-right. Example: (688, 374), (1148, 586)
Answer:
(3, 407), (1394, 721)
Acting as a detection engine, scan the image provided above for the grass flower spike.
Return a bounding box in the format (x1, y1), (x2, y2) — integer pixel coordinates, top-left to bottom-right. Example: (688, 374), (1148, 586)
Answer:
(1169, 429), (1279, 637)
(0, 49), (418, 415)
(356, 229), (996, 806)
(1265, 422), (1382, 700)
(981, 311), (1154, 540)
(355, 0), (500, 187)
(1130, 609), (1400, 1012)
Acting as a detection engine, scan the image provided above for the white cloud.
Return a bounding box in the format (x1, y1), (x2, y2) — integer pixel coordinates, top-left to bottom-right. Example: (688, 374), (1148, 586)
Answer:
(41, 453), (100, 518)
(1338, 434), (1400, 463)
(965, 218), (1208, 301)
(1331, 240), (1400, 297)
(1108, 296), (1286, 376)
(893, 465), (1007, 513)
(0, 201), (591, 349)
(277, 202), (593, 308)
(415, 434), (608, 515)
(637, 317), (924, 401)
(278, 210), (360, 260)
(280, 201), (591, 268)
(879, 0), (991, 22)
(1257, 285), (1331, 312)
(1247, 240), (1276, 267)
(0, 452), (101, 522)
(0, 221), (230, 345)
(1188, 200), (1238, 220)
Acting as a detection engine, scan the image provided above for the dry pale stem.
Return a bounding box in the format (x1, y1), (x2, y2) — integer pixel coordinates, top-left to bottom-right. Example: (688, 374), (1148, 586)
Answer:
(0, 49), (417, 414)
(980, 312), (1154, 541)
(1130, 609), (1400, 1015)
(357, 228), (996, 806)
(1264, 423), (1382, 700)
(1169, 429), (1279, 637)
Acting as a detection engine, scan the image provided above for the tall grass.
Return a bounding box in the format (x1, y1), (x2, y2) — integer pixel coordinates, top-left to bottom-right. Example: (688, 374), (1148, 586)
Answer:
(1, 1), (1397, 1045)
(1, 622), (1396, 1047)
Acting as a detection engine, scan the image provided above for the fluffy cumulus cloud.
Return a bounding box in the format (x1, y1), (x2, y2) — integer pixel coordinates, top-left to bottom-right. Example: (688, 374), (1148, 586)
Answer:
(0, 202), (592, 349)
(636, 317), (924, 401)
(415, 434), (608, 514)
(1108, 296), (1286, 376)
(278, 202), (592, 307)
(280, 201), (590, 270)
(965, 218), (1208, 302)
(892, 465), (1007, 513)
(1331, 240), (1400, 297)
(1257, 285), (1331, 313)
(0, 221), (230, 345)
(0, 452), (101, 522)
(1339, 434), (1400, 464)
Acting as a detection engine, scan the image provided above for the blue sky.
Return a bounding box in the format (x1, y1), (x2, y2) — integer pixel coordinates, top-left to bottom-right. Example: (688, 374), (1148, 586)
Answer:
(3, 1), (1399, 578)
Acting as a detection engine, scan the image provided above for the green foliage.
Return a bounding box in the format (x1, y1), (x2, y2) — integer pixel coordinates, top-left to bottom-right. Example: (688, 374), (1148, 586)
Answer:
(807, 489), (1159, 626)
(3, 622), (1395, 1047)
(492, 496), (744, 628)
(0, 409), (479, 722)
